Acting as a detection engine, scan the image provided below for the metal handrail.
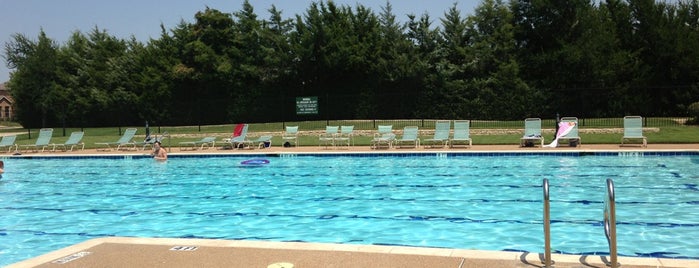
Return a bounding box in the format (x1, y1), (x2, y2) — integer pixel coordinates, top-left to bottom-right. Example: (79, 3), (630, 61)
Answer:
(604, 178), (618, 268)
(543, 178), (553, 267)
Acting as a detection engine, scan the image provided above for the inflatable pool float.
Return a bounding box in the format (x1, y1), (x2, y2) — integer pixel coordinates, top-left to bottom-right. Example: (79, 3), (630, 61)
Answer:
(240, 159), (270, 166)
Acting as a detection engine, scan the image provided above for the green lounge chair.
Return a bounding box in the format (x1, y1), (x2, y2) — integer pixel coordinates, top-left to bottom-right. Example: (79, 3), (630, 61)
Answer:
(22, 128), (53, 152)
(0, 135), (17, 153)
(371, 125), (395, 149)
(621, 116), (647, 147)
(179, 136), (216, 150)
(394, 126), (420, 148)
(223, 124), (249, 149)
(52, 131), (85, 151)
(424, 120), (450, 148)
(557, 117), (581, 147)
(450, 120), (472, 148)
(520, 118), (544, 147)
(319, 126), (339, 148)
(245, 135), (273, 149)
(282, 126), (299, 147)
(96, 128), (137, 151)
(334, 125), (355, 147)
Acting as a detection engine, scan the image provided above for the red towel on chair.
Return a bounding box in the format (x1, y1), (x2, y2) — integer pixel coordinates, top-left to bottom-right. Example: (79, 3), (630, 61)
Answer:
(233, 124), (244, 137)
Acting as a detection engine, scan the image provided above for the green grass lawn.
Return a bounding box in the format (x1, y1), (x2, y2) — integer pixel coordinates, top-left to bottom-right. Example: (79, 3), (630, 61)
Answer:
(4, 122), (698, 149)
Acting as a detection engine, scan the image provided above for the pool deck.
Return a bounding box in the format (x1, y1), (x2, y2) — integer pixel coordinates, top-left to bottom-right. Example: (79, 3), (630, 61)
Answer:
(6, 143), (699, 268)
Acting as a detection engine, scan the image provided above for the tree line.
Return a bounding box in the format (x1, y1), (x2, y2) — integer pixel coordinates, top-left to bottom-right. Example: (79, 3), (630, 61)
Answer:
(4, 0), (699, 128)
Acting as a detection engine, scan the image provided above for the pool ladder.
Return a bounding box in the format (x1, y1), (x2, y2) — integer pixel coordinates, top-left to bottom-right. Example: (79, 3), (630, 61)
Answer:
(604, 178), (618, 268)
(542, 179), (553, 268)
(542, 178), (618, 268)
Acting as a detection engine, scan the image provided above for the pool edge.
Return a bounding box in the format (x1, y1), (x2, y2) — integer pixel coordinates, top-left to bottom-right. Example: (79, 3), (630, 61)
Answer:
(7, 237), (699, 268)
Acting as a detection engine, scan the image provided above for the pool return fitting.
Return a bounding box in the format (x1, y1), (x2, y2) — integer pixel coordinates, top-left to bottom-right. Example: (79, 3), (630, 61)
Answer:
(542, 178), (618, 268)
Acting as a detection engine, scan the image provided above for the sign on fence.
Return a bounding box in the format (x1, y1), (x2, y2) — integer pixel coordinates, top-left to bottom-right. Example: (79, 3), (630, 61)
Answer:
(296, 96), (318, 115)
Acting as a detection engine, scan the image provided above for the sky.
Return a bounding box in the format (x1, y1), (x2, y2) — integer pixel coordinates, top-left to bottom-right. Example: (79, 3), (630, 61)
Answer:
(0, 0), (481, 83)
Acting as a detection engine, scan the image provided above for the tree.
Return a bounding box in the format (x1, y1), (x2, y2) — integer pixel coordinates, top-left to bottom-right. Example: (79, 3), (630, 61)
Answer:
(4, 30), (59, 127)
(407, 13), (445, 118)
(512, 0), (620, 117)
(467, 0), (541, 119)
(257, 5), (296, 121)
(172, 7), (237, 124)
(369, 1), (420, 118)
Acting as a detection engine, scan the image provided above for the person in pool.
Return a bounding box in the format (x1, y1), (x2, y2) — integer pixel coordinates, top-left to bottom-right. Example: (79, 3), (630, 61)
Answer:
(152, 141), (167, 161)
(0, 160), (4, 174)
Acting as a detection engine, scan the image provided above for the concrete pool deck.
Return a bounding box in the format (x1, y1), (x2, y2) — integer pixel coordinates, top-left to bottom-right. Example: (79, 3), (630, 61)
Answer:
(6, 143), (699, 268)
(8, 142), (699, 156)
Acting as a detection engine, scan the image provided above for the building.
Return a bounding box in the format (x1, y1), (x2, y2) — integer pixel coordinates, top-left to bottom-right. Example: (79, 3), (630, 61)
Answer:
(0, 83), (14, 121)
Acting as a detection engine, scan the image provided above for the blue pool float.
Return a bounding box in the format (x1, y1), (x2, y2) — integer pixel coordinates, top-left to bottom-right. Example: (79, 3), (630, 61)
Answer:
(240, 159), (270, 166)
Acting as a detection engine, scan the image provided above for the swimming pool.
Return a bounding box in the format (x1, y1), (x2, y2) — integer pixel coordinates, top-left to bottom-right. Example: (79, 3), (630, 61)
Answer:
(1, 152), (698, 266)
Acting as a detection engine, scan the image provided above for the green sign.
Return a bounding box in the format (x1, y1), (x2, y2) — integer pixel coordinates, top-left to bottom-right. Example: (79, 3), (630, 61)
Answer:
(296, 96), (318, 115)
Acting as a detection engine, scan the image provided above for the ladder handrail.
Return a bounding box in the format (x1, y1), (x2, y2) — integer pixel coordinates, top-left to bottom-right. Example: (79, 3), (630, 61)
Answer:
(604, 178), (618, 268)
(543, 178), (553, 267)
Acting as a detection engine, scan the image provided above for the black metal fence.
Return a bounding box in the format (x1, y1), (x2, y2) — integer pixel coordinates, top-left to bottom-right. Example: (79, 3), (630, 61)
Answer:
(267, 117), (691, 131)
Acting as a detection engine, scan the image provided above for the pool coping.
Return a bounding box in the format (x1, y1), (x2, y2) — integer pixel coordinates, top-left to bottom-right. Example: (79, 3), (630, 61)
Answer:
(7, 237), (699, 268)
(3, 146), (699, 159)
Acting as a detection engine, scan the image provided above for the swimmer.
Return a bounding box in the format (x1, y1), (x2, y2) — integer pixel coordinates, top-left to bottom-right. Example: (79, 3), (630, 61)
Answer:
(0, 160), (4, 174)
(152, 141), (167, 161)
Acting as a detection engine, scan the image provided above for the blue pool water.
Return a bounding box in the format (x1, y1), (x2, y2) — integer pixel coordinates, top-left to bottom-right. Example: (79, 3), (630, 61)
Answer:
(1, 153), (699, 266)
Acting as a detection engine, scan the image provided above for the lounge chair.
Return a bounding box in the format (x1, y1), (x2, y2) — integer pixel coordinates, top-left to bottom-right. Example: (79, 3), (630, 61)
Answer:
(557, 117), (581, 147)
(621, 116), (647, 147)
(319, 126), (339, 148)
(179, 136), (216, 151)
(21, 128), (53, 152)
(424, 120), (451, 148)
(96, 128), (137, 151)
(520, 118), (544, 147)
(51, 131), (85, 151)
(450, 120), (472, 148)
(245, 135), (273, 149)
(282, 126), (299, 147)
(334, 125), (355, 147)
(136, 131), (169, 151)
(223, 124), (249, 149)
(394, 126), (420, 148)
(371, 125), (395, 149)
(0, 135), (17, 153)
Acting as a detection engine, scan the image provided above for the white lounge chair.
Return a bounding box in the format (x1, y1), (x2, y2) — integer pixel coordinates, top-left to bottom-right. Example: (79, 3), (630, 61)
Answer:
(223, 124), (249, 149)
(282, 126), (299, 147)
(319, 126), (339, 148)
(245, 135), (273, 149)
(621, 116), (647, 147)
(179, 136), (216, 150)
(424, 120), (451, 148)
(520, 118), (544, 147)
(371, 125), (395, 149)
(52, 131), (85, 151)
(557, 117), (581, 147)
(450, 120), (472, 148)
(96, 128), (137, 151)
(394, 126), (420, 148)
(22, 128), (53, 152)
(335, 125), (354, 147)
(0, 135), (18, 153)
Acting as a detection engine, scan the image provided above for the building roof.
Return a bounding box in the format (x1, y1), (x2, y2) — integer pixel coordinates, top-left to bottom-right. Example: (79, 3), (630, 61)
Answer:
(0, 83), (12, 103)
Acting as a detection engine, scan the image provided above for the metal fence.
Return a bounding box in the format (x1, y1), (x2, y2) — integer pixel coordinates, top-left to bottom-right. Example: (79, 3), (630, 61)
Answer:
(270, 117), (691, 131)
(78, 116), (690, 137)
